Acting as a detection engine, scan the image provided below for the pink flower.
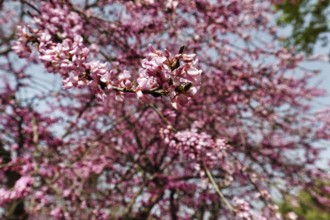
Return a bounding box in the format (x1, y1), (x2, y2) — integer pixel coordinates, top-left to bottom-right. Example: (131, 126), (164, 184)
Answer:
(14, 176), (31, 191)
(12, 26), (33, 58)
(137, 45), (202, 107)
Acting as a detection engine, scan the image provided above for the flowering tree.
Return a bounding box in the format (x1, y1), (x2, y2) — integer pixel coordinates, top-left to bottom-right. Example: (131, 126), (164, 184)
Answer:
(0, 0), (330, 219)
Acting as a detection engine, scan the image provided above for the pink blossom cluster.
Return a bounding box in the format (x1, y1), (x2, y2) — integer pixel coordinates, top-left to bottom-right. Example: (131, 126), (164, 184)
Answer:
(232, 197), (254, 220)
(232, 198), (283, 220)
(12, 1), (84, 59)
(136, 45), (202, 108)
(12, 25), (33, 58)
(12, 2), (202, 108)
(164, 127), (228, 169)
(12, 2), (110, 94)
(0, 176), (33, 205)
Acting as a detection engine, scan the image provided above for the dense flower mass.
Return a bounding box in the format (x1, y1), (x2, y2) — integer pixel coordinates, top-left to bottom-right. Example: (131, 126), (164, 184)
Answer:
(0, 0), (329, 219)
(163, 126), (228, 171)
(136, 45), (202, 108)
(13, 2), (202, 109)
(0, 176), (33, 205)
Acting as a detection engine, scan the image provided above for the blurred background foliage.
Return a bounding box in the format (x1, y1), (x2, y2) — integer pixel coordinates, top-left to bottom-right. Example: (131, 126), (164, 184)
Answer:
(279, 180), (330, 220)
(274, 0), (330, 56)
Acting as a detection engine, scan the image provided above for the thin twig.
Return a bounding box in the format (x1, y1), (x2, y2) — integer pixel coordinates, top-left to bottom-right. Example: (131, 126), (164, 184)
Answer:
(203, 163), (235, 212)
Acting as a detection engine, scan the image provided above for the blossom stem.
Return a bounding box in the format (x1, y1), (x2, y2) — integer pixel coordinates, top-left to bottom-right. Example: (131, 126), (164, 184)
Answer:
(203, 164), (235, 212)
